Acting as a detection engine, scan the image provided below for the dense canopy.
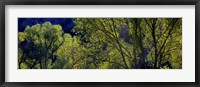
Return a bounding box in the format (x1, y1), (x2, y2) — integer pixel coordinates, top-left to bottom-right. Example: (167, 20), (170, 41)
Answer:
(18, 18), (182, 69)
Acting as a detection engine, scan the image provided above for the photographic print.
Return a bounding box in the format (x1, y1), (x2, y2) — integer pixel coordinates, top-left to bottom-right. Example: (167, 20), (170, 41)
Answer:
(18, 18), (182, 69)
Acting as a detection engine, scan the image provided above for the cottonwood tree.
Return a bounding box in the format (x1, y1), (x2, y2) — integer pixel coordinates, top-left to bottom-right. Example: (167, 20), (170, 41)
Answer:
(18, 22), (65, 69)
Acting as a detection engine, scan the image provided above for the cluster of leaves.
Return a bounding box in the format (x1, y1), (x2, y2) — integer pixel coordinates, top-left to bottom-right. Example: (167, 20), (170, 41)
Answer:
(18, 18), (182, 69)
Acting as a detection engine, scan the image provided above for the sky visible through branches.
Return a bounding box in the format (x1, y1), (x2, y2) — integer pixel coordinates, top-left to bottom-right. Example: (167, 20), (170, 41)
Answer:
(18, 18), (182, 69)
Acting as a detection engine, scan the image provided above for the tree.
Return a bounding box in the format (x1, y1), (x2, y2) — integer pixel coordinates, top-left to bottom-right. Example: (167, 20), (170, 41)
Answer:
(18, 18), (182, 69)
(18, 22), (65, 69)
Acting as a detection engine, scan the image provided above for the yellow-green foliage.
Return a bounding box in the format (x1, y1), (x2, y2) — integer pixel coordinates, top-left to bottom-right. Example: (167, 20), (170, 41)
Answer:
(18, 18), (182, 69)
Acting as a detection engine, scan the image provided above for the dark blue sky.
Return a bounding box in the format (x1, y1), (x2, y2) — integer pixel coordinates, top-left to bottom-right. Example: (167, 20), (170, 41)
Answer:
(18, 18), (76, 35)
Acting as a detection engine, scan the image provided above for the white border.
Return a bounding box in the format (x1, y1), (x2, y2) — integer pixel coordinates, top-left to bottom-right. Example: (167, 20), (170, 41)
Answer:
(5, 5), (195, 82)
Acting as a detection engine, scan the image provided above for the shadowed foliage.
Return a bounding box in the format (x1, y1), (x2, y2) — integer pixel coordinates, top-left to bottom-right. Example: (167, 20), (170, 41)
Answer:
(18, 18), (182, 69)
